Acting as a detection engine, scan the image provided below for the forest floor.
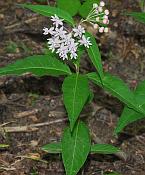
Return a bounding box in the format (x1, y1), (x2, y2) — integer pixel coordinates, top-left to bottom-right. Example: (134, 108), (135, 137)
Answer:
(0, 0), (145, 174)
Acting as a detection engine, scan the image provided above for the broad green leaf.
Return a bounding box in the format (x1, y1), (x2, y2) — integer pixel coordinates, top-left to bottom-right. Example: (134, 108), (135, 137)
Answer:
(87, 72), (145, 115)
(62, 121), (91, 175)
(86, 32), (104, 80)
(41, 143), (61, 153)
(125, 12), (145, 24)
(91, 144), (120, 154)
(115, 80), (145, 134)
(20, 4), (75, 26)
(57, 0), (81, 16)
(79, 0), (100, 18)
(62, 74), (90, 130)
(114, 107), (143, 135)
(0, 55), (71, 77)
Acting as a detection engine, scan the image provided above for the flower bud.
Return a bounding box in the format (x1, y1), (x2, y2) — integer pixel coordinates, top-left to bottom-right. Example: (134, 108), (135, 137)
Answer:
(104, 15), (108, 19)
(99, 27), (104, 33)
(96, 10), (99, 14)
(104, 9), (109, 15)
(96, 17), (100, 22)
(103, 19), (108, 24)
(104, 27), (109, 33)
(98, 6), (103, 12)
(93, 3), (98, 8)
(94, 24), (99, 29)
(100, 1), (105, 7)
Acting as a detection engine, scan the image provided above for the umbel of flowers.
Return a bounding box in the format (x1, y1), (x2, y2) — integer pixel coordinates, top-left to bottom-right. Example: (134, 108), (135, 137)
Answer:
(43, 15), (92, 60)
(43, 1), (109, 60)
(87, 1), (110, 33)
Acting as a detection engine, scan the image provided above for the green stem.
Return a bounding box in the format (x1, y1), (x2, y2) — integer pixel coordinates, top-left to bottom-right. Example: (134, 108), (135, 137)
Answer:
(75, 64), (79, 74)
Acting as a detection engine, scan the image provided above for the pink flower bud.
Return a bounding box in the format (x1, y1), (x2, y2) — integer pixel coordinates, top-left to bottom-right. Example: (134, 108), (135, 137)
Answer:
(93, 24), (99, 29)
(103, 19), (108, 24)
(104, 15), (108, 19)
(99, 27), (104, 33)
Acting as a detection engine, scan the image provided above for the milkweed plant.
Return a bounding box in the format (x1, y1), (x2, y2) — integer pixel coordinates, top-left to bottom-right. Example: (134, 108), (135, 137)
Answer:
(0, 1), (145, 175)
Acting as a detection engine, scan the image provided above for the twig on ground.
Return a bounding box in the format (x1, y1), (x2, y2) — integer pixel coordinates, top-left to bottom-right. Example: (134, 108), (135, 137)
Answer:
(0, 118), (67, 133)
(15, 109), (39, 118)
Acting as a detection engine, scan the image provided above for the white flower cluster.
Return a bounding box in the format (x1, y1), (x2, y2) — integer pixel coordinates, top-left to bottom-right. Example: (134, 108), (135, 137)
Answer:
(43, 15), (92, 60)
(86, 1), (110, 33)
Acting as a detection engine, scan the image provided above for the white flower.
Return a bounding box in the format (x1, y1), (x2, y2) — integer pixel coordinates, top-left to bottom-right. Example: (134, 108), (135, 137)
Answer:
(47, 37), (62, 52)
(64, 33), (73, 45)
(79, 35), (92, 48)
(43, 27), (49, 35)
(69, 40), (78, 51)
(100, 1), (105, 7)
(51, 14), (64, 28)
(54, 27), (67, 38)
(43, 15), (92, 60)
(43, 27), (55, 35)
(70, 51), (77, 59)
(73, 25), (85, 37)
(56, 43), (69, 60)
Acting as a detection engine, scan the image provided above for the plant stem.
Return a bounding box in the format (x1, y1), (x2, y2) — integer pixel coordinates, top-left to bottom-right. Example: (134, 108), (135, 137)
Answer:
(75, 64), (79, 74)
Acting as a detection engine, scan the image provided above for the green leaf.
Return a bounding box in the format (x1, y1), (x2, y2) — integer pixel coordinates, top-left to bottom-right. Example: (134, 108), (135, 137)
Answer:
(91, 144), (120, 154)
(0, 55), (71, 77)
(115, 80), (145, 134)
(125, 12), (145, 24)
(62, 74), (90, 130)
(87, 72), (145, 115)
(57, 0), (81, 16)
(114, 107), (143, 135)
(20, 4), (75, 26)
(87, 89), (94, 104)
(62, 121), (91, 175)
(79, 0), (100, 18)
(86, 32), (104, 80)
(41, 143), (61, 153)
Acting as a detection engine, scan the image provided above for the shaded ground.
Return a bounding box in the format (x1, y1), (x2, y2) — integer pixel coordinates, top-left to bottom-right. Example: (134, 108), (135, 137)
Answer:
(0, 0), (145, 174)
